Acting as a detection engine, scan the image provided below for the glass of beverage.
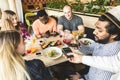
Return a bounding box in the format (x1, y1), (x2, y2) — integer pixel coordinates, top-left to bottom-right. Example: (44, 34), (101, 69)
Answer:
(72, 30), (77, 37)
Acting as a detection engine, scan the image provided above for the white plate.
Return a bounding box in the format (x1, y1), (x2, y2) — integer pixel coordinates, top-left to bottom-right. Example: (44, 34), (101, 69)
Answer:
(79, 38), (95, 45)
(42, 47), (63, 59)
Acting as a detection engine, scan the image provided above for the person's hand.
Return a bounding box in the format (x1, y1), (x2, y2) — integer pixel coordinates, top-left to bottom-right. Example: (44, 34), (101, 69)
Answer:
(41, 33), (47, 37)
(35, 34), (41, 39)
(69, 72), (81, 80)
(66, 53), (83, 64)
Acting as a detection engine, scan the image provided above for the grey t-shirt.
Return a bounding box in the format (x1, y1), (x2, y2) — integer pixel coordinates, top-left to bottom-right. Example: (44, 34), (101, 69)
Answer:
(58, 15), (83, 31)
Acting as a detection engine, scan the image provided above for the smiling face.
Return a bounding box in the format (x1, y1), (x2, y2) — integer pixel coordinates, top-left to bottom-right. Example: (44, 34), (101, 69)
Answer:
(93, 20), (114, 44)
(63, 5), (73, 20)
(11, 14), (18, 26)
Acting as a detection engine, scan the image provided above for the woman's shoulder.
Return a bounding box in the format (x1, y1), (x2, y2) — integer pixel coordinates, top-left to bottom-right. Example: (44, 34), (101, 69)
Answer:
(25, 59), (52, 80)
(25, 59), (44, 67)
(25, 59), (46, 76)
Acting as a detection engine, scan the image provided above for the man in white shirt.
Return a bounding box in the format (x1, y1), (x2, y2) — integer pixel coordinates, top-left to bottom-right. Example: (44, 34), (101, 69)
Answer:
(67, 6), (120, 80)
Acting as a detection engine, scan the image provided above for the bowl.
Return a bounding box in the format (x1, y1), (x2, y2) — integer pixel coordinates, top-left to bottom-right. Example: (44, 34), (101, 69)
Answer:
(42, 47), (63, 59)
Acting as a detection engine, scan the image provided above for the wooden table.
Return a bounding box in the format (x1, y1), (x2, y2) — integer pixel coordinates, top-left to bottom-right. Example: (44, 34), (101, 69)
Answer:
(23, 36), (82, 67)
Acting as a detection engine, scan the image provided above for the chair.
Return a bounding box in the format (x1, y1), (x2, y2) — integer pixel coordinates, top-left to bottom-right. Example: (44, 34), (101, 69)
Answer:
(25, 12), (37, 34)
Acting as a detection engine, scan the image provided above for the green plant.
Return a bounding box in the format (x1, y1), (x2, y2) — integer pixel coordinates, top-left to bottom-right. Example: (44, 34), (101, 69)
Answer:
(46, 0), (68, 9)
(46, 0), (117, 14)
(84, 0), (107, 14)
(72, 1), (84, 12)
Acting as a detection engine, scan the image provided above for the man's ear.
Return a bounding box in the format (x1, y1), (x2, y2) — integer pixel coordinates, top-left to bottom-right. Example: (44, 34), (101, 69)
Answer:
(111, 34), (117, 39)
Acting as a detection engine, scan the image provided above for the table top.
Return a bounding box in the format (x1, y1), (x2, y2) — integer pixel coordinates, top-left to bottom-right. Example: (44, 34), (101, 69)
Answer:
(23, 35), (83, 67)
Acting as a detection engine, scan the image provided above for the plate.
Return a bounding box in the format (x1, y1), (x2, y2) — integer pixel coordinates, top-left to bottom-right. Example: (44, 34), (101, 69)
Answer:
(42, 47), (63, 59)
(79, 38), (95, 45)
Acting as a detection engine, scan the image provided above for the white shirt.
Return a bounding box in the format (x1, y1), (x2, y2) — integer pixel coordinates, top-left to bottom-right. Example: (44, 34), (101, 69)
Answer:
(82, 51), (120, 80)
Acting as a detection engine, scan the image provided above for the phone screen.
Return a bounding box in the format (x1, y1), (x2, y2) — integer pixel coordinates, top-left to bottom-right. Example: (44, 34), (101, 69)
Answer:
(62, 47), (73, 58)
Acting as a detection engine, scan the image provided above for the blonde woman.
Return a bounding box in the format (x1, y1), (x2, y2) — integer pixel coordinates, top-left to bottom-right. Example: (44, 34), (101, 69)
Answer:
(1, 10), (30, 39)
(0, 30), (52, 80)
(1, 19), (15, 30)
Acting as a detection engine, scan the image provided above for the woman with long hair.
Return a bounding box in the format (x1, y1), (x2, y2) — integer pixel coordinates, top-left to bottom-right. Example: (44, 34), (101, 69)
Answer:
(0, 30), (52, 80)
(0, 30), (30, 80)
(1, 10), (30, 39)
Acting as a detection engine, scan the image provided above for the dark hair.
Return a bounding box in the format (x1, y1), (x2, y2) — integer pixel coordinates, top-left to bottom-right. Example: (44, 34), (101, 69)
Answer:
(37, 9), (48, 17)
(99, 15), (120, 41)
(4, 10), (16, 15)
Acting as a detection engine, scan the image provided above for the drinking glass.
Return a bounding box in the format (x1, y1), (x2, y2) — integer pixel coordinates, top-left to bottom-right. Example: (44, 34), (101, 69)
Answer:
(72, 30), (77, 37)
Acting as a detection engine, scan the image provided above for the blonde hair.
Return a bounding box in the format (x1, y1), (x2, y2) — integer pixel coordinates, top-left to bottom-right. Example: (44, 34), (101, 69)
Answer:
(1, 10), (16, 30)
(1, 19), (15, 31)
(0, 30), (31, 80)
(0, 8), (2, 19)
(1, 10), (16, 21)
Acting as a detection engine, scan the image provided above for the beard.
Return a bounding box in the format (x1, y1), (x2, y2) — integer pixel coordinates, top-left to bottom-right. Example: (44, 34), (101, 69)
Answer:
(95, 35), (111, 44)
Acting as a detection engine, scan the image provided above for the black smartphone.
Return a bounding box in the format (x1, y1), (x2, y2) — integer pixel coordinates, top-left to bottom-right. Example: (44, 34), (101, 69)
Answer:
(62, 47), (73, 58)
(36, 52), (41, 55)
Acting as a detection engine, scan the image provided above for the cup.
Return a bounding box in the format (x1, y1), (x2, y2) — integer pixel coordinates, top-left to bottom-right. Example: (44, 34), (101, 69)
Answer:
(72, 30), (77, 37)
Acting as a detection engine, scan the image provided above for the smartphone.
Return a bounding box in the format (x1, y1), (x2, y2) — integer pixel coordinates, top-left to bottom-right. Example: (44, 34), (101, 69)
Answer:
(62, 47), (73, 58)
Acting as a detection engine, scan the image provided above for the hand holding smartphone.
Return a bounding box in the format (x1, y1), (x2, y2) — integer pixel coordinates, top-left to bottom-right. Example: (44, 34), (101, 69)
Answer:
(62, 47), (73, 58)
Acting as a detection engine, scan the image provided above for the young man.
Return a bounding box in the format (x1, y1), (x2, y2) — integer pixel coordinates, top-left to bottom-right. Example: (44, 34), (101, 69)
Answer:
(32, 9), (57, 38)
(67, 6), (120, 80)
(57, 5), (84, 34)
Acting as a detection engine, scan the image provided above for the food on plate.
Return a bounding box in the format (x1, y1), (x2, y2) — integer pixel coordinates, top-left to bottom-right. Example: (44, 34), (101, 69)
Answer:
(82, 40), (91, 45)
(31, 38), (36, 43)
(26, 47), (37, 54)
(79, 38), (94, 45)
(42, 41), (51, 49)
(31, 47), (37, 53)
(78, 33), (83, 39)
(27, 49), (31, 54)
(57, 40), (61, 45)
(51, 40), (62, 46)
(46, 50), (58, 57)
(39, 40), (45, 46)
(51, 40), (58, 46)
(43, 47), (63, 59)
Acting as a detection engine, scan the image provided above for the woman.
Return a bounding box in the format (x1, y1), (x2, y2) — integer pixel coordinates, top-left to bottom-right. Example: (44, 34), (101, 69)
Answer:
(1, 10), (30, 39)
(0, 30), (52, 80)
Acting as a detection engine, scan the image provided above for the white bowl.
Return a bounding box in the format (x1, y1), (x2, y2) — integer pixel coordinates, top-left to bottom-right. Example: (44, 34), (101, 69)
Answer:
(79, 38), (95, 45)
(42, 47), (63, 59)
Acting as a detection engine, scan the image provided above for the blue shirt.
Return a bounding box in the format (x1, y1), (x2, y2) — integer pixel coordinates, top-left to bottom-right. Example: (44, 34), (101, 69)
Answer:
(80, 41), (120, 80)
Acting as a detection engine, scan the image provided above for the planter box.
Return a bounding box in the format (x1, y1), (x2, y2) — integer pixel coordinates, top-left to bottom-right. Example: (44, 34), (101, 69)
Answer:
(46, 8), (99, 29)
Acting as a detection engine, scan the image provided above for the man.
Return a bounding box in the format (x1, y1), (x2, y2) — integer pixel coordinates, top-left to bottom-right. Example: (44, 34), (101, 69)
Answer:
(67, 6), (120, 80)
(57, 5), (84, 34)
(32, 9), (57, 38)
(68, 51), (120, 80)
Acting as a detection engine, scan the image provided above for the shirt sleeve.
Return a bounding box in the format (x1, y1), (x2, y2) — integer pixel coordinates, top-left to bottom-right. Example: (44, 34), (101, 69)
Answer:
(77, 16), (83, 25)
(82, 52), (120, 73)
(58, 16), (63, 25)
(79, 43), (96, 54)
(32, 20), (41, 37)
(52, 18), (57, 32)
